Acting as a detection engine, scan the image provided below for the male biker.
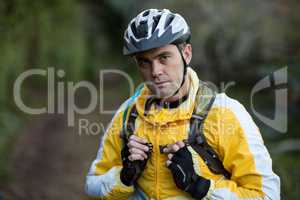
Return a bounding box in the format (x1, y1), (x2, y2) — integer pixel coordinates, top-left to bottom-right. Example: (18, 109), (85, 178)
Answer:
(85, 8), (280, 200)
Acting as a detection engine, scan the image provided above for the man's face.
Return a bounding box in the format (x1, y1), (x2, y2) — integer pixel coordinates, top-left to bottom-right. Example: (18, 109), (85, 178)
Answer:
(134, 44), (192, 99)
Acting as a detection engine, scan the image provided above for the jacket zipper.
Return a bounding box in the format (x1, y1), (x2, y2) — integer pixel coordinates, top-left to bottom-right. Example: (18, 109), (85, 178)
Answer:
(155, 126), (160, 200)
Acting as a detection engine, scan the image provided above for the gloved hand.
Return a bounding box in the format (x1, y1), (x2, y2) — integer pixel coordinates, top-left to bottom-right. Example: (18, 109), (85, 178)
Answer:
(167, 146), (211, 199)
(120, 136), (152, 186)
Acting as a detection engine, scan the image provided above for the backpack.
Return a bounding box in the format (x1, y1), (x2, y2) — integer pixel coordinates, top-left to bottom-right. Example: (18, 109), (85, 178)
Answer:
(120, 81), (231, 179)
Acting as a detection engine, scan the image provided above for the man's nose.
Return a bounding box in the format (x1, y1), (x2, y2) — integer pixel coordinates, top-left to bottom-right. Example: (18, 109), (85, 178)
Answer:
(151, 60), (164, 78)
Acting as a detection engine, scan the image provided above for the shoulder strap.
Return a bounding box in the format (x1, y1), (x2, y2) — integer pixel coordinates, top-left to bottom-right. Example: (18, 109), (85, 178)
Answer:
(188, 81), (231, 179)
(188, 81), (216, 144)
(121, 105), (138, 144)
(120, 85), (143, 146)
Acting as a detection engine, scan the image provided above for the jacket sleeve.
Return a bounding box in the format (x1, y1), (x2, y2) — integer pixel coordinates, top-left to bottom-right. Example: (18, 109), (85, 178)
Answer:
(205, 94), (280, 200)
(85, 108), (134, 200)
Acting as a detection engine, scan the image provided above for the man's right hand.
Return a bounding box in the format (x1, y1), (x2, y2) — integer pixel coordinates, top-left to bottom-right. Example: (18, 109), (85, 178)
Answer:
(120, 135), (152, 186)
(127, 135), (151, 161)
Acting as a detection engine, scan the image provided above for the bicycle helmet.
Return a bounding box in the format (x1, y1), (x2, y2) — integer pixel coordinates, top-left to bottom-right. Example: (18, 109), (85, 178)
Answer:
(123, 8), (190, 55)
(123, 8), (191, 97)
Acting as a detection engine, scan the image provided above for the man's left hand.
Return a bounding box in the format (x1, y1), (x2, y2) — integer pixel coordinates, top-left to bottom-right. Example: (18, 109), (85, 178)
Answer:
(165, 142), (211, 199)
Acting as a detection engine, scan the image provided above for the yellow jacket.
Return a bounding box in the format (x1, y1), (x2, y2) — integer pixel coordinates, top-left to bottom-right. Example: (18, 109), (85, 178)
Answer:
(85, 67), (280, 200)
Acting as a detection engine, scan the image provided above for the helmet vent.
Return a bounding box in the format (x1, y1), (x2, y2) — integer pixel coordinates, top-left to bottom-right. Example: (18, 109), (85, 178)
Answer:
(152, 15), (161, 33)
(142, 10), (150, 17)
(130, 23), (138, 37)
(136, 21), (148, 38)
(164, 14), (175, 29)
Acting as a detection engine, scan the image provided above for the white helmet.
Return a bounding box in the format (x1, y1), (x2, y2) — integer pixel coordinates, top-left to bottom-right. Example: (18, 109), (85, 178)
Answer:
(123, 8), (191, 55)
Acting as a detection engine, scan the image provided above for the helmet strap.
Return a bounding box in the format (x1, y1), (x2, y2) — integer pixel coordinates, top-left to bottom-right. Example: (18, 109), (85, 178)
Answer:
(170, 44), (188, 97)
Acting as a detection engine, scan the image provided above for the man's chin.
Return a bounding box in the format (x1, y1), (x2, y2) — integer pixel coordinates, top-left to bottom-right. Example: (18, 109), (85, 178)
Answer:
(147, 85), (176, 99)
(152, 90), (174, 99)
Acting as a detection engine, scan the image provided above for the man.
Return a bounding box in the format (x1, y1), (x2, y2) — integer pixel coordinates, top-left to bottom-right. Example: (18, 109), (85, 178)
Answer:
(85, 8), (280, 199)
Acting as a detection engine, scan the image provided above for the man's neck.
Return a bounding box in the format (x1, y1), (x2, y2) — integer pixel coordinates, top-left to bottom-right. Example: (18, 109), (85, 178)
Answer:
(162, 75), (190, 103)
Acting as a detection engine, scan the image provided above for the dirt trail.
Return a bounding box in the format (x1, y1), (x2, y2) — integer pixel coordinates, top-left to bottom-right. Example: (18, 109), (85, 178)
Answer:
(0, 81), (128, 200)
(2, 112), (109, 200)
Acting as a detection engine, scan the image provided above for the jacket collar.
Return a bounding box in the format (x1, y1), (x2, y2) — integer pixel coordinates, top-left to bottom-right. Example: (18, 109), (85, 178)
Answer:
(135, 67), (200, 126)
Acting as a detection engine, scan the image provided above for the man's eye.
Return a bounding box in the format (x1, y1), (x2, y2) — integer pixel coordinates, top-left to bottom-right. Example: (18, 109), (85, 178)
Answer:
(160, 55), (169, 62)
(138, 60), (150, 67)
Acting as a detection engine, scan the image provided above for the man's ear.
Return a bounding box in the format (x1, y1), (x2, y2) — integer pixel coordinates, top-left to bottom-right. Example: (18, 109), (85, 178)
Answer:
(183, 44), (192, 65)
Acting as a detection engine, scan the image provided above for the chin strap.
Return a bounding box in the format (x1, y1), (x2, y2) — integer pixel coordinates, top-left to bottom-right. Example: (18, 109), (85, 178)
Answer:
(170, 44), (188, 97)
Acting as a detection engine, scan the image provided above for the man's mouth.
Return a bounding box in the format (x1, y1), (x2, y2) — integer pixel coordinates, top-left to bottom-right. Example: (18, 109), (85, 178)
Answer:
(155, 81), (169, 88)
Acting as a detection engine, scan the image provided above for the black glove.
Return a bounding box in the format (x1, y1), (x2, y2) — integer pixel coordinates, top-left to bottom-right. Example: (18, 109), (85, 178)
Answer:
(120, 143), (152, 186)
(167, 146), (211, 199)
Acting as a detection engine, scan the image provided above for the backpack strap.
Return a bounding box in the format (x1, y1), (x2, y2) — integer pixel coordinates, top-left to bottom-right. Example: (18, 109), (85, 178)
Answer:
(122, 105), (138, 144)
(188, 81), (231, 179)
(120, 86), (143, 146)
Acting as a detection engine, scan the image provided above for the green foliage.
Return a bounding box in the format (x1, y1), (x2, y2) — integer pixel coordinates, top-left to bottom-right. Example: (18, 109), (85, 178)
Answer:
(0, 110), (23, 183)
(273, 153), (300, 200)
